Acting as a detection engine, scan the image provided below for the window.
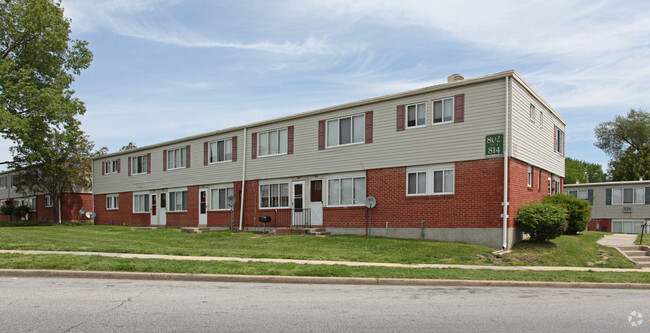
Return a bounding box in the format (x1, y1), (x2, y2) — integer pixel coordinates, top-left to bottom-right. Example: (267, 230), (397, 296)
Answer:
(45, 195), (54, 208)
(433, 98), (453, 124)
(555, 127), (564, 154)
(209, 139), (232, 163)
(406, 103), (426, 128)
(539, 111), (543, 128)
(612, 188), (645, 205)
(131, 155), (148, 175)
(529, 104), (536, 122)
(527, 165), (533, 187)
(258, 129), (288, 156)
(10, 174), (17, 187)
(406, 165), (454, 196)
(259, 183), (289, 208)
(0, 176), (6, 189)
(106, 194), (119, 210)
(553, 176), (561, 194)
(327, 175), (366, 206)
(167, 147), (186, 169)
(133, 193), (149, 213)
(211, 187), (234, 210)
(548, 175), (552, 194)
(168, 190), (188, 211)
(326, 114), (365, 147)
(567, 190), (588, 200)
(16, 198), (35, 211)
(105, 159), (119, 174)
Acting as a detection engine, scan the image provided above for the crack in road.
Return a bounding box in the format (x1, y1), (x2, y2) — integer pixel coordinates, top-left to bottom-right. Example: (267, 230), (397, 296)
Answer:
(62, 322), (84, 333)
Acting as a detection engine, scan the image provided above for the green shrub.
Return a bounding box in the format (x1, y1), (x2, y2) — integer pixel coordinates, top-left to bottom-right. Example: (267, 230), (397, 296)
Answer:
(13, 205), (30, 220)
(543, 194), (592, 235)
(0, 203), (14, 220)
(516, 202), (567, 242)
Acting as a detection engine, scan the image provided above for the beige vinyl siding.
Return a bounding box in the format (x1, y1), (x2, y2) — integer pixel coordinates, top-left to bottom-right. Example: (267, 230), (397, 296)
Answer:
(245, 79), (506, 180)
(510, 79), (565, 176)
(566, 183), (650, 220)
(93, 131), (244, 195)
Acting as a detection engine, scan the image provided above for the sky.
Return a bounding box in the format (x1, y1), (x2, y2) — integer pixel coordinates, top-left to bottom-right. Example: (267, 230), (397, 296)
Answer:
(2, 0), (650, 172)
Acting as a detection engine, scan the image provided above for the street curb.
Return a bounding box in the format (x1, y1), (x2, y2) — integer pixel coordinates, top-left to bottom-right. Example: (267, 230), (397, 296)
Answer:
(1, 269), (650, 289)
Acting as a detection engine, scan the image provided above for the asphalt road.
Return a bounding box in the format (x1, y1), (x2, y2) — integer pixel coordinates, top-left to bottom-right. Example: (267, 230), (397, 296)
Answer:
(1, 277), (649, 332)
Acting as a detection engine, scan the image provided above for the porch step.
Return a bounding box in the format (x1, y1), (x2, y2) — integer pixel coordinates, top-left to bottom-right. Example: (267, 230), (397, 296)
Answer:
(181, 227), (211, 234)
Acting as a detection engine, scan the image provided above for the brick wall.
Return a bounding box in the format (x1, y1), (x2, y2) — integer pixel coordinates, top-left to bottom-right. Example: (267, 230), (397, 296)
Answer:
(95, 192), (149, 226)
(588, 218), (611, 232)
(166, 186), (200, 227)
(507, 159), (552, 227)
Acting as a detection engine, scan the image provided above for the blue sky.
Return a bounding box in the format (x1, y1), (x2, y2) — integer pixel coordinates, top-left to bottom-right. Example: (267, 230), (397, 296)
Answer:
(2, 0), (650, 171)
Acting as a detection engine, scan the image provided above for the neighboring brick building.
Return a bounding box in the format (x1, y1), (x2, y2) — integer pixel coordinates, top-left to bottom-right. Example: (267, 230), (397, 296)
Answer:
(565, 180), (650, 233)
(0, 170), (92, 222)
(92, 70), (566, 249)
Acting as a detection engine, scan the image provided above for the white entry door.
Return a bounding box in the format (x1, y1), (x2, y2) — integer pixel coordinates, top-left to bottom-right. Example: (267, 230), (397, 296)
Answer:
(150, 192), (167, 226)
(292, 181), (306, 226)
(199, 189), (208, 226)
(310, 180), (323, 226)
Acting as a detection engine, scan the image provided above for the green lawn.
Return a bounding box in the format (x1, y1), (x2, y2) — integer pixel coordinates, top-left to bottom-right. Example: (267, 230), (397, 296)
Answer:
(636, 234), (650, 246)
(0, 225), (636, 268)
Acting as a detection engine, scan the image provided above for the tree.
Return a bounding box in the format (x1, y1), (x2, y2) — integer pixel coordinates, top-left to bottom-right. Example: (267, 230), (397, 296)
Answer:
(0, 0), (92, 165)
(609, 144), (650, 181)
(564, 157), (607, 184)
(119, 142), (137, 151)
(543, 194), (592, 235)
(10, 122), (102, 223)
(594, 109), (650, 160)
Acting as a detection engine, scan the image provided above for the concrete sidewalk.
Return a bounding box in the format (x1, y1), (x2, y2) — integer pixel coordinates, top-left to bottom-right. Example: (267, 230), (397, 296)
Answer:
(1, 249), (648, 273)
(597, 233), (637, 247)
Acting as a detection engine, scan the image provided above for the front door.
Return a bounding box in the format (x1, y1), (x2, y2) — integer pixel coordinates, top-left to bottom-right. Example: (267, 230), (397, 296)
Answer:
(150, 194), (157, 225)
(292, 181), (306, 226)
(199, 189), (208, 226)
(310, 180), (323, 226)
(151, 192), (167, 226)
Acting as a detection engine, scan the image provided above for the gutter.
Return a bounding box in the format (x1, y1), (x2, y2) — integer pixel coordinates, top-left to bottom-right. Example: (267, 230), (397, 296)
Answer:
(502, 76), (510, 250)
(238, 128), (247, 231)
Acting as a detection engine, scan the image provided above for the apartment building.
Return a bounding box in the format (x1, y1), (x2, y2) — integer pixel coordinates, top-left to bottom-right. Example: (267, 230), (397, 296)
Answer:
(565, 180), (650, 233)
(92, 70), (566, 249)
(0, 170), (92, 222)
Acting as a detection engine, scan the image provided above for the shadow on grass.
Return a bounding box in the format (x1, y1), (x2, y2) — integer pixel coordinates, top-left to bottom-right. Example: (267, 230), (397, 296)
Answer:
(512, 240), (558, 251)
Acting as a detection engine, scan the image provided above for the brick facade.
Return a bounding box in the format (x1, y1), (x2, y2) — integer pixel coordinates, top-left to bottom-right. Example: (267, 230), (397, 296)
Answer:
(588, 218), (611, 232)
(0, 193), (91, 222)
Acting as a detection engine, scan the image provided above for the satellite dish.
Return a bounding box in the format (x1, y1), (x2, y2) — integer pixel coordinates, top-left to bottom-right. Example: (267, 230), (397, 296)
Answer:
(79, 208), (87, 215)
(86, 211), (96, 219)
(227, 195), (236, 208)
(365, 196), (377, 209)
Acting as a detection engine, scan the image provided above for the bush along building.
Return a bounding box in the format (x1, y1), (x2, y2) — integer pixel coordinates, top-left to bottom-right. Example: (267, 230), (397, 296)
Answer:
(92, 70), (565, 249)
(0, 170), (92, 222)
(565, 180), (650, 233)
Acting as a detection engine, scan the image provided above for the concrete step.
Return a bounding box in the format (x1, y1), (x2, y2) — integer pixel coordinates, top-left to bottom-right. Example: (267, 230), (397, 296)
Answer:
(619, 246), (643, 251)
(637, 262), (650, 268)
(629, 256), (650, 262)
(623, 250), (648, 257)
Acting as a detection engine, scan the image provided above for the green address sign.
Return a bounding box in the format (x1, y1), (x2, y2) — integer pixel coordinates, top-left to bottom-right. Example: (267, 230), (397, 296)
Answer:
(485, 134), (503, 156)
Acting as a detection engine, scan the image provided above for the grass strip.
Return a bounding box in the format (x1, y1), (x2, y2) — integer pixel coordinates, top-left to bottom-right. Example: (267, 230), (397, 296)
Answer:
(1, 254), (649, 284)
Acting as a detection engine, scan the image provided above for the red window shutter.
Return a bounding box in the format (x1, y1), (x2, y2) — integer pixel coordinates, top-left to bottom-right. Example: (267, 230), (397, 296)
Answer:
(186, 145), (191, 168)
(554, 125), (557, 152)
(287, 126), (294, 154)
(454, 94), (465, 123)
(128, 157), (132, 176)
(396, 105), (405, 131)
(251, 133), (258, 159)
(365, 110), (373, 144)
(117, 159), (121, 173)
(163, 150), (167, 171)
(102, 162), (105, 175)
(318, 120), (325, 150)
(147, 153), (151, 174)
(204, 142), (208, 166)
(232, 136), (238, 162)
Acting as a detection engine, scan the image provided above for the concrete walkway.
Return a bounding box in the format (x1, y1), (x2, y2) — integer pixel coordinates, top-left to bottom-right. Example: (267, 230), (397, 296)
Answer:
(1, 249), (648, 273)
(596, 233), (638, 247)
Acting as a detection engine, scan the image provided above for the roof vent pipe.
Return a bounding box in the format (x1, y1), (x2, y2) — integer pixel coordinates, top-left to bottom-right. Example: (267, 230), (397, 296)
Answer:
(448, 74), (464, 83)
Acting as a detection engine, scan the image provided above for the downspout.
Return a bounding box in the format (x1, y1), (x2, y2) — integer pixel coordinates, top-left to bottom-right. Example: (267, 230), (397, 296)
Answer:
(91, 159), (95, 219)
(502, 76), (510, 249)
(238, 127), (247, 231)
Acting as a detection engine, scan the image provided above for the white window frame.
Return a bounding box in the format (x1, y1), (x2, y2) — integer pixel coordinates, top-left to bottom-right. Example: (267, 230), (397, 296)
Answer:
(326, 172), (366, 207)
(527, 165), (532, 187)
(106, 194), (119, 210)
(258, 128), (288, 157)
(556, 128), (564, 154)
(566, 190), (588, 200)
(10, 174), (17, 187)
(132, 192), (149, 213)
(406, 102), (426, 128)
(105, 159), (119, 174)
(210, 185), (235, 211)
(0, 176), (6, 189)
(529, 104), (536, 122)
(406, 165), (455, 196)
(168, 188), (188, 212)
(326, 114), (365, 148)
(16, 197), (36, 212)
(548, 174), (552, 195)
(44, 195), (54, 208)
(209, 139), (232, 164)
(167, 147), (186, 170)
(612, 188), (645, 205)
(131, 155), (148, 175)
(432, 97), (454, 124)
(553, 176), (561, 194)
(259, 181), (290, 209)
